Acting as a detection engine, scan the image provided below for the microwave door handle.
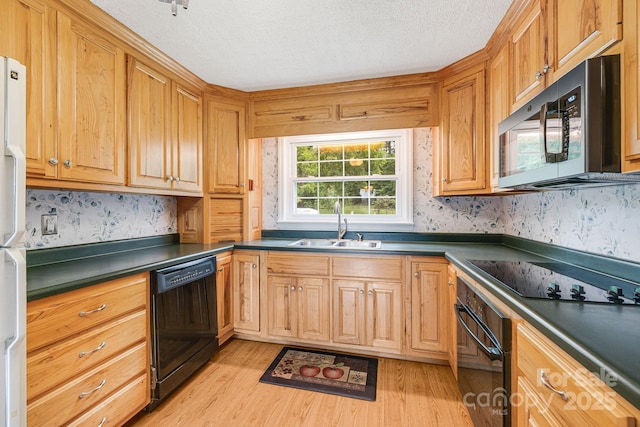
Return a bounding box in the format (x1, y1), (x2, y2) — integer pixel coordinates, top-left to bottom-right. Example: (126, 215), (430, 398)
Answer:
(540, 102), (554, 163)
(455, 304), (503, 361)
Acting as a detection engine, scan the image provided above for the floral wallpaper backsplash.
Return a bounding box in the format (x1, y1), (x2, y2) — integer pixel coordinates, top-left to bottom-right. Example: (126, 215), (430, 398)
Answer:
(25, 190), (177, 250)
(262, 128), (640, 263)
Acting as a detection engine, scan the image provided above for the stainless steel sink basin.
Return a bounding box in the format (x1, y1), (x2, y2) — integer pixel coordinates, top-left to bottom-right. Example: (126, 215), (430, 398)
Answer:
(288, 239), (382, 249)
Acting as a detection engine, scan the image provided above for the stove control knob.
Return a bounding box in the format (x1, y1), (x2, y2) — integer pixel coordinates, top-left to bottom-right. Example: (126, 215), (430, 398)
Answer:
(607, 286), (624, 304)
(546, 283), (561, 299)
(570, 285), (586, 302)
(634, 288), (640, 304)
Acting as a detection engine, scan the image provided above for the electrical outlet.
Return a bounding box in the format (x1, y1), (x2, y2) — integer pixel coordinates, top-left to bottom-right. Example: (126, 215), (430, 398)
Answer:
(41, 214), (58, 235)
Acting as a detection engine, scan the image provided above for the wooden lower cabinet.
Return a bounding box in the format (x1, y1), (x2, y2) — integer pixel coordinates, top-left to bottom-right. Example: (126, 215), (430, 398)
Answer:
(267, 275), (330, 342)
(26, 273), (150, 426)
(515, 322), (640, 427)
(216, 252), (234, 344)
(333, 279), (403, 351)
(232, 251), (261, 333)
(409, 259), (449, 356)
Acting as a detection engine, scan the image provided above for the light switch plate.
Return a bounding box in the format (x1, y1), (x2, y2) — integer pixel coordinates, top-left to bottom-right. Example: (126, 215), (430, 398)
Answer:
(41, 214), (58, 235)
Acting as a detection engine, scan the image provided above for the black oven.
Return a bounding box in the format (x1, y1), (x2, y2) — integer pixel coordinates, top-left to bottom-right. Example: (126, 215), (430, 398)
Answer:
(148, 256), (219, 411)
(456, 276), (511, 427)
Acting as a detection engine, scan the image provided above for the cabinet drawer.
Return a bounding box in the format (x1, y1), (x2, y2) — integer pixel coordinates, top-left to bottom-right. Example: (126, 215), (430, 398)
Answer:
(67, 373), (148, 427)
(27, 342), (147, 427)
(27, 310), (147, 401)
(332, 255), (403, 281)
(27, 273), (148, 352)
(517, 324), (634, 426)
(267, 253), (330, 276)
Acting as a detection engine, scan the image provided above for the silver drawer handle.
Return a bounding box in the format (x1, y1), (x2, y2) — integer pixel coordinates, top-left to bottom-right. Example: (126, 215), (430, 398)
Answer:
(97, 417), (107, 427)
(79, 341), (106, 358)
(78, 379), (107, 398)
(539, 371), (568, 401)
(79, 304), (107, 317)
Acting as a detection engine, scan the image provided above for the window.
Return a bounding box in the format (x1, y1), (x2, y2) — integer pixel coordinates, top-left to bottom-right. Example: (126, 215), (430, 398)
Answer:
(278, 129), (413, 231)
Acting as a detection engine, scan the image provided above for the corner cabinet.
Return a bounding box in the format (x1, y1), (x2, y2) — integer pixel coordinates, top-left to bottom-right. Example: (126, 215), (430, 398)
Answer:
(56, 11), (126, 185)
(232, 251), (261, 334)
(128, 57), (203, 194)
(207, 97), (247, 195)
(435, 63), (486, 196)
(26, 273), (149, 426)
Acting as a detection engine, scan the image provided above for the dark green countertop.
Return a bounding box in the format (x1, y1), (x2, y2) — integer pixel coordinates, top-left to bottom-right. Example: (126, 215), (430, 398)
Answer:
(26, 232), (640, 410)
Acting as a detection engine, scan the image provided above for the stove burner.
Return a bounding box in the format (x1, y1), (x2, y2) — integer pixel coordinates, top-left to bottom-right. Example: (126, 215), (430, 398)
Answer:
(468, 260), (638, 305)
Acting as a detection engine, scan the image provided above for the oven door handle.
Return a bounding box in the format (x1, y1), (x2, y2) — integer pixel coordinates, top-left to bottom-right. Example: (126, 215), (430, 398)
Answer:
(455, 303), (503, 361)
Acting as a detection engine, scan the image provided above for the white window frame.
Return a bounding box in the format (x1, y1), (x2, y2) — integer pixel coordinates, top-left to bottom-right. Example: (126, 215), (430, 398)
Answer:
(277, 129), (413, 232)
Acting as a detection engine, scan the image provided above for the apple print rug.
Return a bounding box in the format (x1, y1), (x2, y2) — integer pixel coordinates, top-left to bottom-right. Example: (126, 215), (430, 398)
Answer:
(259, 346), (378, 401)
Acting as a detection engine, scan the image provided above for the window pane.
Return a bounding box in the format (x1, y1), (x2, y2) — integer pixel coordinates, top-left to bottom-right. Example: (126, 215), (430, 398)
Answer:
(371, 158), (395, 175)
(297, 162), (318, 177)
(296, 182), (318, 198)
(320, 161), (344, 177)
(345, 180), (367, 197)
(345, 160), (368, 176)
(297, 145), (318, 162)
(372, 180), (396, 197)
(371, 140), (396, 158)
(320, 144), (343, 161)
(296, 198), (319, 215)
(372, 198), (396, 215)
(318, 181), (342, 197)
(318, 198), (336, 214)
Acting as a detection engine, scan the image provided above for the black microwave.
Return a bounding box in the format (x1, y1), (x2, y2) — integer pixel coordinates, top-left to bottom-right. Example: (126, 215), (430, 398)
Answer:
(497, 55), (637, 189)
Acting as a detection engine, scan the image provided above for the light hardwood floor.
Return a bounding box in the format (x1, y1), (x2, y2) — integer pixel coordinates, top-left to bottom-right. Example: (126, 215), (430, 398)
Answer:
(126, 339), (473, 427)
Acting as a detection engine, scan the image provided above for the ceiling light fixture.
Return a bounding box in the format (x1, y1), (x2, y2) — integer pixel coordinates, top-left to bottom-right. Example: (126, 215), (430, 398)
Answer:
(159, 0), (189, 16)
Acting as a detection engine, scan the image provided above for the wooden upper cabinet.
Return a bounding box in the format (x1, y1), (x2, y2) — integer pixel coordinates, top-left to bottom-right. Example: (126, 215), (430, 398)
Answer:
(127, 58), (172, 190)
(207, 98), (246, 194)
(436, 63), (486, 195)
(510, 1), (548, 110)
(509, 0), (621, 111)
(128, 57), (202, 193)
(1, 0), (56, 179)
(57, 11), (126, 185)
(623, 0), (640, 172)
(488, 45), (510, 191)
(172, 83), (203, 192)
(549, 0), (621, 82)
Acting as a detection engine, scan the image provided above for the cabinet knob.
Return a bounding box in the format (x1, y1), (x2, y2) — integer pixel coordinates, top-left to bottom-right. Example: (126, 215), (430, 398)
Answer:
(290, 286), (296, 291)
(542, 64), (552, 74)
(442, 177), (446, 182)
(448, 280), (454, 286)
(63, 160), (72, 168)
(48, 157), (58, 165)
(167, 175), (174, 182)
(252, 263), (257, 269)
(368, 290), (373, 296)
(359, 289), (364, 295)
(217, 267), (224, 272)
(175, 176), (180, 182)
(298, 286), (303, 291)
(240, 182), (246, 187)
(414, 272), (419, 278)
(535, 71), (544, 79)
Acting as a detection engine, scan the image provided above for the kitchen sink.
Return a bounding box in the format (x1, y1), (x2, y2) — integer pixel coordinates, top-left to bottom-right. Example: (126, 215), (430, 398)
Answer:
(287, 239), (382, 249)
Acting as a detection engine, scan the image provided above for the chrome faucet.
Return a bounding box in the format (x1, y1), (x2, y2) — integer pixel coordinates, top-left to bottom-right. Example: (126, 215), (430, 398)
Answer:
(333, 201), (347, 240)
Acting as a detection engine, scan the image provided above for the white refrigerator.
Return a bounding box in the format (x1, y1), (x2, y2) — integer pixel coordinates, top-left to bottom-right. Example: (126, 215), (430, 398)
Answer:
(1, 57), (27, 427)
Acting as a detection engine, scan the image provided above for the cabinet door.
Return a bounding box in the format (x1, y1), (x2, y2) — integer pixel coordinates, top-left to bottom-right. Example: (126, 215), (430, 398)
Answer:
(439, 64), (486, 194)
(246, 138), (263, 240)
(216, 253), (233, 344)
(447, 264), (458, 379)
(57, 12), (126, 184)
(488, 45), (510, 190)
(1, 0), (56, 178)
(127, 58), (172, 189)
(549, 0), (621, 82)
(367, 281), (402, 351)
(173, 83), (203, 192)
(232, 252), (260, 332)
(297, 277), (330, 342)
(267, 275), (297, 338)
(510, 2), (548, 110)
(623, 0), (640, 171)
(410, 262), (448, 354)
(332, 280), (365, 346)
(207, 98), (246, 194)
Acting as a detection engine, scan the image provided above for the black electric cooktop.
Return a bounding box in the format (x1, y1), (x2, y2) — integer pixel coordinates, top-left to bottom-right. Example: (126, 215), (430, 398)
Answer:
(468, 260), (640, 305)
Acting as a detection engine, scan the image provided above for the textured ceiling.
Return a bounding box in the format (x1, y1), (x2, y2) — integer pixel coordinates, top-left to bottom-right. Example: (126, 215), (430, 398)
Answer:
(89, 0), (512, 92)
